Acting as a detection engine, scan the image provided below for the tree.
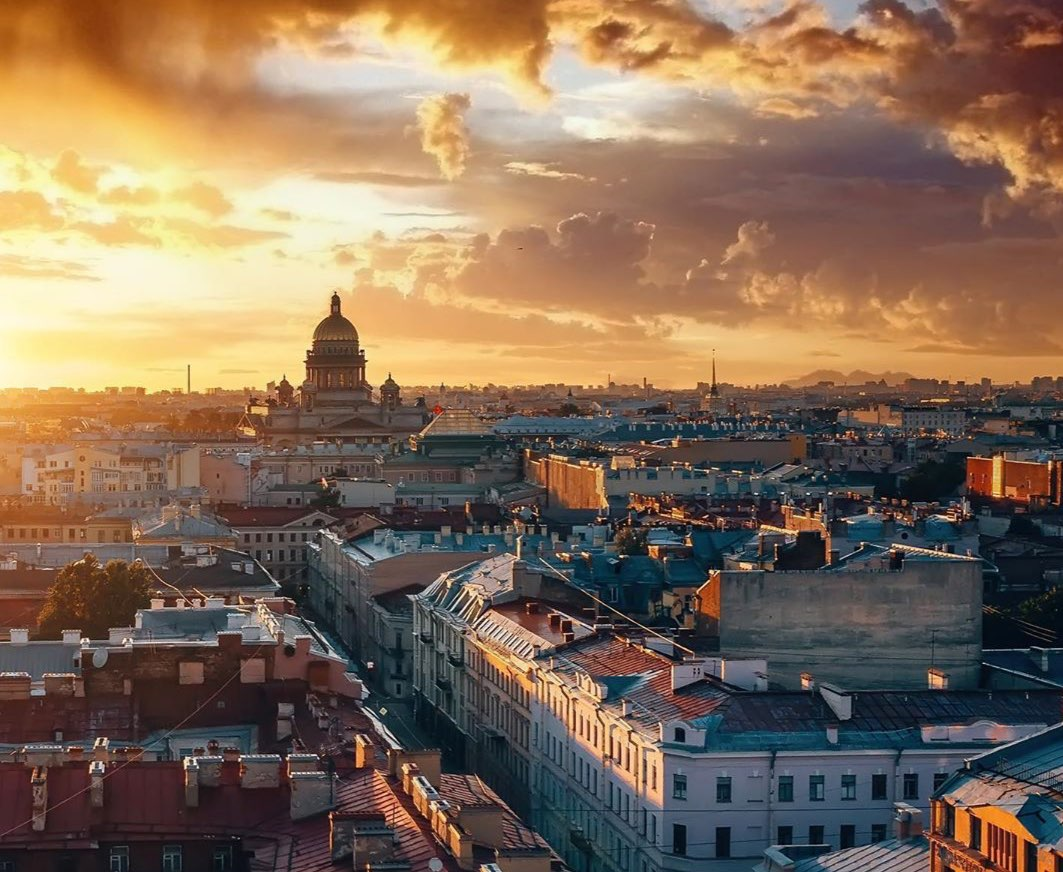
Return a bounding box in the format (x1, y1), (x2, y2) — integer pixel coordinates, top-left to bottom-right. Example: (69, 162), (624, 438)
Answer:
(37, 555), (153, 640)
(615, 527), (648, 556)
(899, 459), (966, 502)
(1016, 587), (1063, 638)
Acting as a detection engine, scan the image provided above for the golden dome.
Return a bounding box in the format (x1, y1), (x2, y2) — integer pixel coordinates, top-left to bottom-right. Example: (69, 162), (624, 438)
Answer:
(313, 292), (358, 343)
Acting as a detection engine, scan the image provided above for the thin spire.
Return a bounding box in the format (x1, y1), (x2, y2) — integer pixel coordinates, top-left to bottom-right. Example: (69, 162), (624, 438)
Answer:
(712, 348), (716, 388)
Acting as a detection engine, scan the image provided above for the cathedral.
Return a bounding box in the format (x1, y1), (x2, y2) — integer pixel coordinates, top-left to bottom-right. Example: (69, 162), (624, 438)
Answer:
(240, 291), (428, 448)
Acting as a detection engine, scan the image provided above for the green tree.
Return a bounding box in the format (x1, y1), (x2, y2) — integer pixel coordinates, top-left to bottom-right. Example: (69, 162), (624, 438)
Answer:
(310, 486), (341, 508)
(615, 527), (648, 556)
(899, 459), (966, 502)
(1016, 587), (1063, 638)
(37, 555), (153, 640)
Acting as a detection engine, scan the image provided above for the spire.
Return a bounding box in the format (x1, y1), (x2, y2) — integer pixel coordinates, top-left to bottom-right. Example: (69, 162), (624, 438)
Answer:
(710, 348), (719, 397)
(330, 290), (341, 315)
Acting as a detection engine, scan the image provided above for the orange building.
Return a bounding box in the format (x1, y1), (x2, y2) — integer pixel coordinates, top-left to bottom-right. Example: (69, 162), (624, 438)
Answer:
(966, 455), (1062, 506)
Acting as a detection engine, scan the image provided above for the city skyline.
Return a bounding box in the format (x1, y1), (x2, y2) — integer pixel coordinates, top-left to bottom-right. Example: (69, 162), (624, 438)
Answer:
(2, 1), (1062, 390)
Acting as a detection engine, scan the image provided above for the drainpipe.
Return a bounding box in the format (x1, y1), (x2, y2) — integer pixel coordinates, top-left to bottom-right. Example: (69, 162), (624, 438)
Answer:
(767, 749), (777, 846)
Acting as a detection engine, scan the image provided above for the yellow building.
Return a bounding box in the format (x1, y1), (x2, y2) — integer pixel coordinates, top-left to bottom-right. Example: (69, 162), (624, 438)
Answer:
(930, 723), (1063, 872)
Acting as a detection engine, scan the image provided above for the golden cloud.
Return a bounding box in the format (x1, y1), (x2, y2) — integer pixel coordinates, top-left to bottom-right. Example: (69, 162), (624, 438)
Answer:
(415, 93), (472, 181)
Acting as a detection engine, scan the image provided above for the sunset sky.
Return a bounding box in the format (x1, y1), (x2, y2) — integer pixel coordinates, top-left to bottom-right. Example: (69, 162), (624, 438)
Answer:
(1, 0), (1061, 390)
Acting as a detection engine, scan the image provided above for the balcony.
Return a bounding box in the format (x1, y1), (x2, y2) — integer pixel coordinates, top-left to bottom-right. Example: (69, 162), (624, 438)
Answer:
(418, 630), (432, 644)
(929, 834), (991, 872)
(447, 652), (464, 668)
(570, 826), (594, 854)
(434, 676), (452, 693)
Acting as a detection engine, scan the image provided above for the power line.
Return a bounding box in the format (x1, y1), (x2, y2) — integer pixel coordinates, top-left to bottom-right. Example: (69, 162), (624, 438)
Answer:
(0, 642), (269, 840)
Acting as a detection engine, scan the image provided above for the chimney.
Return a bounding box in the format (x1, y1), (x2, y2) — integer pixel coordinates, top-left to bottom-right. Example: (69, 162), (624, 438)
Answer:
(330, 812), (399, 866)
(800, 672), (815, 692)
(239, 754), (282, 788)
(90, 760), (105, 808)
(548, 613), (561, 630)
(927, 667), (950, 690)
(93, 737), (110, 762)
(9, 628), (28, 644)
(184, 756), (200, 807)
(819, 684), (853, 721)
(61, 630), (82, 646)
(354, 733), (375, 769)
(290, 771), (337, 821)
(562, 631), (575, 644)
(671, 658), (704, 691)
(150, 597), (165, 609)
(893, 803), (923, 839)
(30, 766), (47, 831)
(559, 618), (573, 634)
(287, 753), (320, 776)
(1031, 646), (1051, 673)
(457, 804), (507, 849)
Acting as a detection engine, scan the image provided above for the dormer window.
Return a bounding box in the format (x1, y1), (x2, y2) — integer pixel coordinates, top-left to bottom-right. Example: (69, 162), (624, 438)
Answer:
(674, 727), (686, 743)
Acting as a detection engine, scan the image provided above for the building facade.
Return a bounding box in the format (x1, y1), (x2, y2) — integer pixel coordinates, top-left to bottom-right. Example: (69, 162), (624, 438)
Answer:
(412, 553), (1059, 871)
(240, 292), (427, 448)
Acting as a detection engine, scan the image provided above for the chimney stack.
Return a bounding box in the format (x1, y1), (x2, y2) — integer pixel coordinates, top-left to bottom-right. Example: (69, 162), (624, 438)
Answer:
(90, 760), (105, 808)
(184, 757), (200, 807)
(893, 803), (923, 839)
(290, 770), (337, 821)
(30, 766), (47, 831)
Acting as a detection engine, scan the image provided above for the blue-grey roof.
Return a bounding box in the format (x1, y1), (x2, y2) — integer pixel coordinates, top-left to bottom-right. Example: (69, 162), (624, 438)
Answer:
(0, 642), (86, 679)
(789, 838), (928, 872)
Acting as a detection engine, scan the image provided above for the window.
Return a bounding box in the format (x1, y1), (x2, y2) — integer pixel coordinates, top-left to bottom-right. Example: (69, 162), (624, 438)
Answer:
(109, 847), (130, 872)
(162, 845), (183, 872)
(213, 846), (234, 872)
(715, 827), (731, 859)
(1025, 841), (1037, 872)
(673, 727), (686, 743)
(872, 773), (888, 800)
(986, 823), (1018, 871)
(809, 774), (825, 801)
(933, 772), (948, 792)
(716, 776), (732, 803)
(871, 824), (887, 843)
(673, 774), (687, 800)
(841, 774), (856, 800)
(809, 825), (824, 845)
(777, 826), (793, 845)
(903, 773), (919, 801)
(672, 824), (687, 856)
(840, 825), (855, 849)
(778, 775), (794, 802)
(970, 816), (982, 851)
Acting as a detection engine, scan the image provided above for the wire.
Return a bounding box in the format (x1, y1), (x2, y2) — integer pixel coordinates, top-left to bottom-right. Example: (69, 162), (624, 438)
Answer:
(0, 641), (269, 841)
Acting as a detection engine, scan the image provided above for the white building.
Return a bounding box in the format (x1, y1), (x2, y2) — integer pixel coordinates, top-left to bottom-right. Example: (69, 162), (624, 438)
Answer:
(412, 554), (1062, 871)
(900, 407), (967, 435)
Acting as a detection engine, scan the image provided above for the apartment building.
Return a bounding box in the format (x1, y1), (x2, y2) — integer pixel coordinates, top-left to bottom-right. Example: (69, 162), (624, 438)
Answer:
(930, 723), (1063, 872)
(216, 506), (339, 586)
(21, 444), (200, 504)
(901, 406), (967, 435)
(412, 554), (1061, 871)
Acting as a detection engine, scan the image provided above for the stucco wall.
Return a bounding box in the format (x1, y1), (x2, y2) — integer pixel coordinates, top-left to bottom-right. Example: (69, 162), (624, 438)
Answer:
(711, 559), (983, 690)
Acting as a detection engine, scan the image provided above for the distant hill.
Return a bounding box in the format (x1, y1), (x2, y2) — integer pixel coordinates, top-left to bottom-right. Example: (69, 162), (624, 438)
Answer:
(782, 369), (915, 387)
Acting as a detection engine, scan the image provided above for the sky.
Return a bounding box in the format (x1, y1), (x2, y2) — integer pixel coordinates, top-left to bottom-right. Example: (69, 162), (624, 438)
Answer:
(0, 0), (1061, 391)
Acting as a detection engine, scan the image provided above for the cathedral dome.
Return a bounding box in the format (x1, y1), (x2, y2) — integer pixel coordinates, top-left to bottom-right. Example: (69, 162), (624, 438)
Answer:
(313, 292), (359, 343)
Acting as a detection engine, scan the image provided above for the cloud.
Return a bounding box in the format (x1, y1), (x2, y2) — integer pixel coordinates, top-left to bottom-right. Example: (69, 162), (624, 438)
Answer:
(171, 181), (232, 217)
(754, 97), (819, 119)
(50, 149), (102, 194)
(99, 184), (161, 206)
(0, 190), (63, 231)
(0, 254), (98, 281)
(314, 171), (442, 187)
(504, 161), (592, 181)
(721, 220), (775, 264)
(415, 93), (472, 181)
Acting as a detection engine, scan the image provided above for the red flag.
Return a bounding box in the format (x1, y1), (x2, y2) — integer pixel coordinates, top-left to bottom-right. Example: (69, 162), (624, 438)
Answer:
(433, 404), (444, 415)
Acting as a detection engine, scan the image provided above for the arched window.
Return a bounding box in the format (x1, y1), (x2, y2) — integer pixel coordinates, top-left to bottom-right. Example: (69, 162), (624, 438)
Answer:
(674, 727), (686, 743)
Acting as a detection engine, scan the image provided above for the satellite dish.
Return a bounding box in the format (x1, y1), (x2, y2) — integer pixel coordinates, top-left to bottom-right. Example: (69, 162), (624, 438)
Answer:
(91, 648), (109, 668)
(429, 859), (444, 872)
